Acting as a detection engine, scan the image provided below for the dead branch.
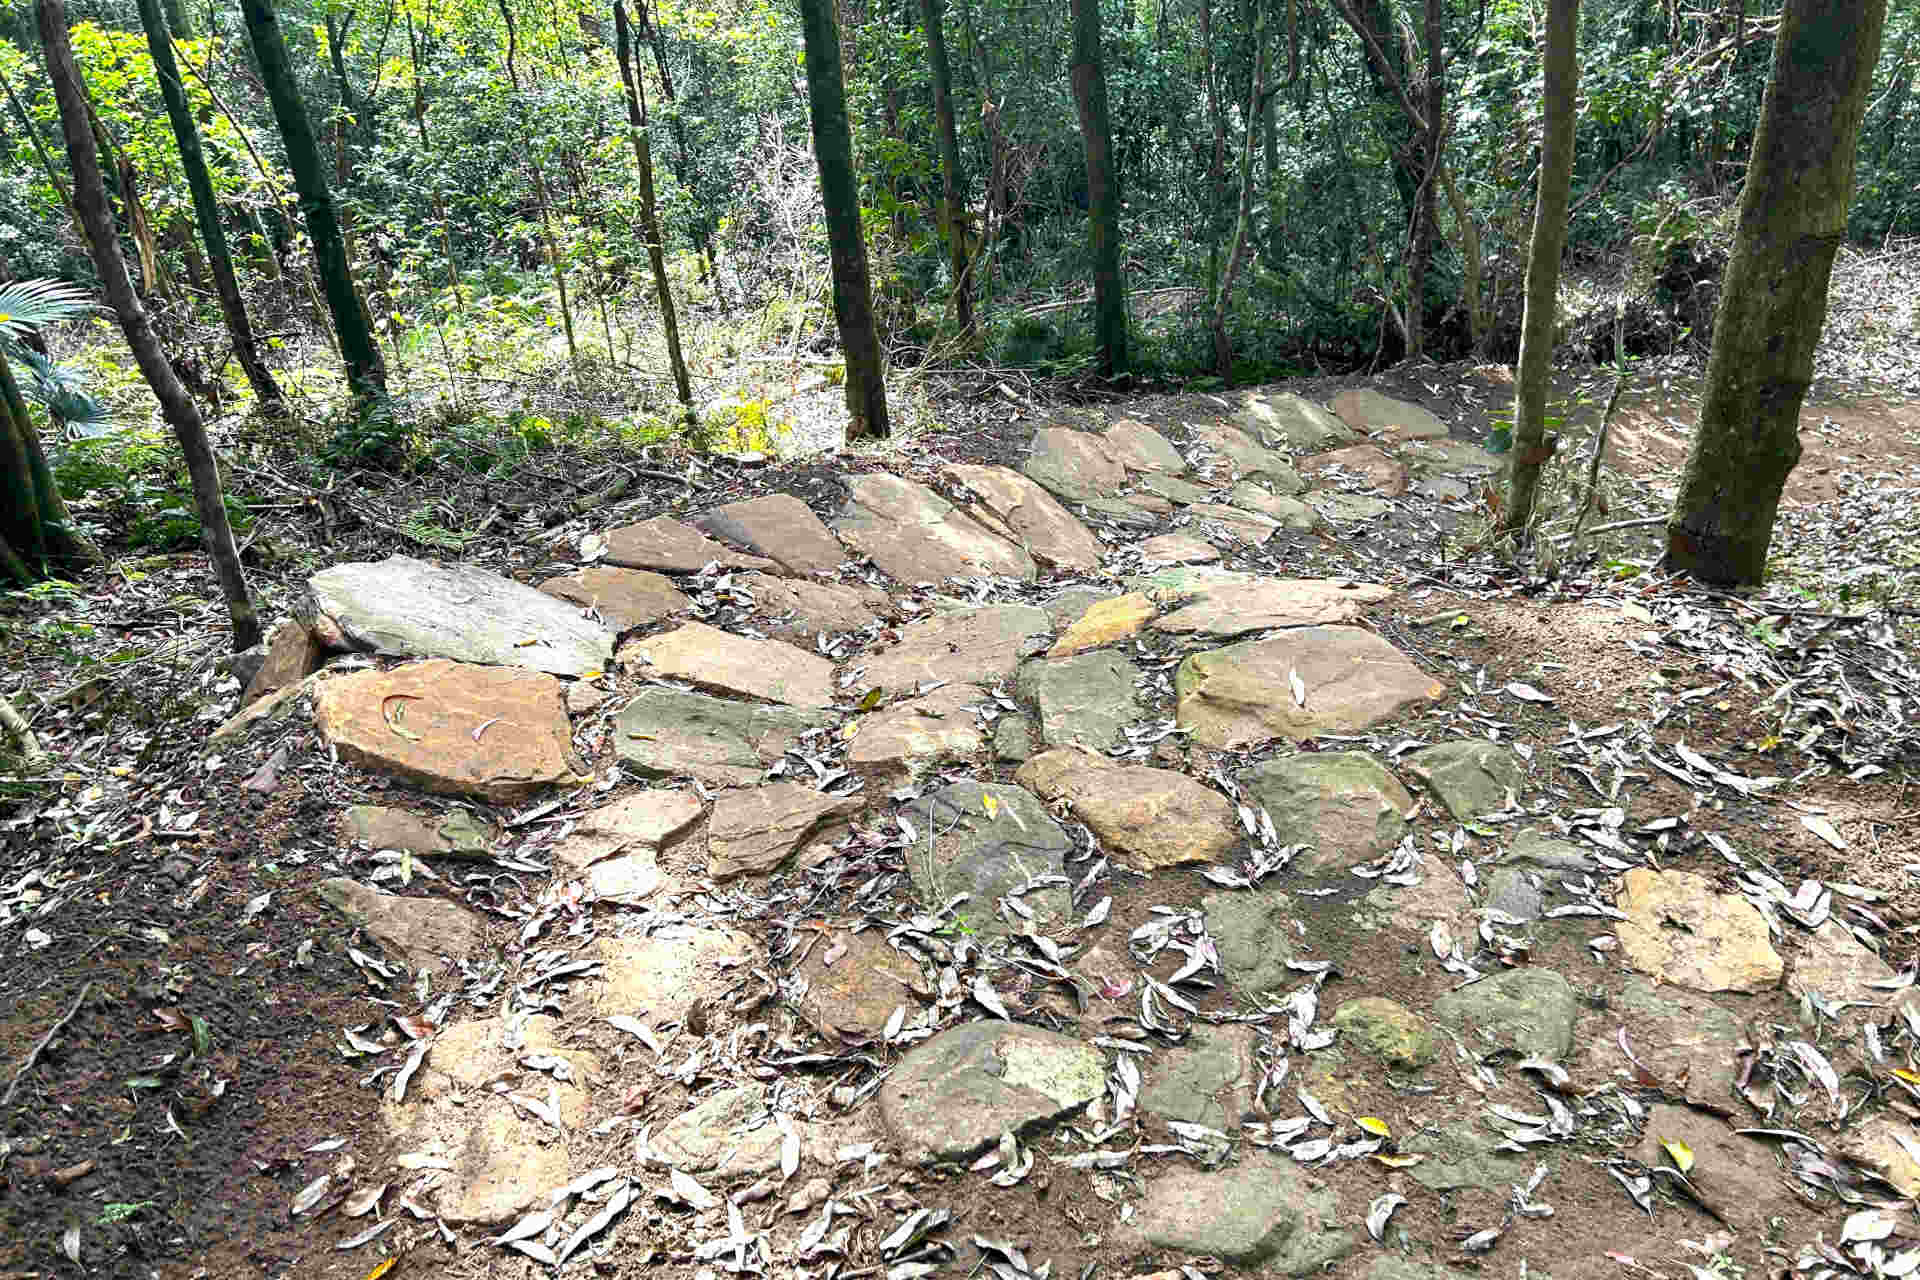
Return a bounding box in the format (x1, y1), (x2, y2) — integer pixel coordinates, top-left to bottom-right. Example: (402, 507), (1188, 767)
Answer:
(2, 981), (94, 1107)
(0, 690), (50, 772)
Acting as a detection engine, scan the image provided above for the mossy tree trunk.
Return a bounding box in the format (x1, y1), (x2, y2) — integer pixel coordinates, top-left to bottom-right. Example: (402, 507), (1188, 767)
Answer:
(1502, 0), (1579, 534)
(799, 0), (889, 439)
(1663, 0), (1887, 585)
(614, 0), (693, 415)
(920, 0), (976, 343)
(238, 0), (387, 405)
(1210, 0), (1266, 380)
(1070, 0), (1126, 375)
(38, 0), (260, 648)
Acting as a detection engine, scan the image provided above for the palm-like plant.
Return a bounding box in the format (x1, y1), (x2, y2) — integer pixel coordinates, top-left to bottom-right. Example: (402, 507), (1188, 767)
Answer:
(0, 277), (108, 436)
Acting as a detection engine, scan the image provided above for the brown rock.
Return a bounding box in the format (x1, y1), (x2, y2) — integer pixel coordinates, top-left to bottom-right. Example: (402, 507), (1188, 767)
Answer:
(566, 683), (609, 714)
(1584, 978), (1747, 1103)
(942, 464), (1106, 572)
(242, 617), (322, 707)
(792, 928), (927, 1041)
(555, 789), (704, 871)
(1103, 418), (1187, 474)
(855, 605), (1049, 694)
(620, 621), (836, 708)
(1152, 579), (1393, 638)
(1617, 868), (1784, 994)
(539, 565), (689, 632)
(1138, 533), (1220, 564)
(1791, 919), (1896, 1005)
(735, 574), (893, 636)
(602, 516), (777, 573)
(1016, 746), (1238, 871)
(312, 660), (579, 802)
(317, 877), (483, 969)
(1175, 626), (1445, 749)
(1328, 389), (1448, 441)
(211, 670), (327, 742)
(707, 783), (864, 880)
(694, 494), (848, 575)
(1302, 444), (1409, 496)
(834, 473), (1035, 585)
(1049, 592), (1157, 656)
(340, 804), (494, 858)
(1838, 1117), (1920, 1196)
(592, 926), (763, 1024)
(847, 683), (987, 782)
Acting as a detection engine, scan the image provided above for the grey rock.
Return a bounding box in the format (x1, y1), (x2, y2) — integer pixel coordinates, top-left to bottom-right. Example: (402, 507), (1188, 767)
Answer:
(879, 1022), (1103, 1164)
(1203, 889), (1296, 998)
(993, 716), (1036, 763)
(1044, 587), (1113, 630)
(1141, 1024), (1257, 1130)
(910, 782), (1073, 936)
(1406, 740), (1524, 819)
(1404, 1119), (1530, 1191)
(857, 605), (1051, 695)
(1306, 491), (1394, 522)
(1016, 651), (1141, 750)
(1024, 427), (1127, 503)
(1137, 472), (1217, 505)
(1242, 752), (1413, 874)
(1239, 393), (1357, 450)
(1132, 1154), (1354, 1270)
(1482, 866), (1545, 921)
(1501, 831), (1600, 875)
(1228, 483), (1323, 530)
(1431, 967), (1579, 1059)
(1103, 418), (1188, 474)
(614, 690), (832, 787)
(652, 1085), (789, 1176)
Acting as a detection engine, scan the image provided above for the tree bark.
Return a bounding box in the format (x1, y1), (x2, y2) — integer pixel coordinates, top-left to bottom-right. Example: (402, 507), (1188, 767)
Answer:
(919, 0), (976, 343)
(38, 0), (261, 649)
(136, 0), (289, 419)
(496, 0), (580, 378)
(1211, 0), (1267, 379)
(0, 343), (98, 574)
(1502, 0), (1579, 534)
(1406, 0), (1444, 359)
(799, 0), (889, 439)
(238, 0), (387, 404)
(1664, 0), (1887, 585)
(615, 0), (693, 414)
(1070, 0), (1126, 376)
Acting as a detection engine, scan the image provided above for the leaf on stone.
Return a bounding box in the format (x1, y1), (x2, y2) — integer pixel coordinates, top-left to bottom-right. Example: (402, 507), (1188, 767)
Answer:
(61, 1226), (81, 1265)
(1288, 667), (1307, 707)
(1659, 1138), (1694, 1174)
(1356, 1116), (1391, 1138)
(1843, 1208), (1896, 1243)
(1372, 1152), (1425, 1169)
(669, 1168), (721, 1211)
(981, 791), (1000, 819)
(781, 1122), (801, 1181)
(380, 694), (424, 741)
(606, 1014), (663, 1055)
(1367, 1192), (1406, 1241)
(387, 1037), (430, 1103)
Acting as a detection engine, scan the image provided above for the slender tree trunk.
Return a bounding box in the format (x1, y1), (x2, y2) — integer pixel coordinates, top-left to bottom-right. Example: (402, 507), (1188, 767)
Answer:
(405, 12), (465, 309)
(1198, 0), (1226, 301)
(238, 0), (386, 404)
(1502, 0), (1579, 534)
(1664, 0), (1887, 584)
(615, 0), (693, 414)
(1406, 0), (1444, 359)
(496, 0), (580, 378)
(39, 0), (261, 649)
(1211, 0), (1266, 379)
(0, 63), (78, 231)
(920, 0), (975, 343)
(0, 355), (86, 573)
(1070, 0), (1126, 375)
(636, 0), (717, 287)
(799, 0), (888, 438)
(136, 0), (289, 419)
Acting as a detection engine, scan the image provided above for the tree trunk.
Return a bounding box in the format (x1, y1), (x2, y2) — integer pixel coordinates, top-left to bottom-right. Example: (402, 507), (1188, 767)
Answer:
(1502, 0), (1579, 535)
(238, 0), (387, 404)
(0, 62), (79, 232)
(799, 0), (889, 439)
(1070, 0), (1126, 376)
(636, 0), (718, 289)
(136, 0), (289, 419)
(615, 0), (693, 414)
(38, 0), (261, 649)
(1663, 0), (1887, 585)
(919, 0), (975, 343)
(1211, 0), (1266, 379)
(495, 0), (580, 379)
(1406, 0), (1444, 359)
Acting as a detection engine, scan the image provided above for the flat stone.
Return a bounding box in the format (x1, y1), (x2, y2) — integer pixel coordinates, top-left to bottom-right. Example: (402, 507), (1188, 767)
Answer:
(1138, 533), (1220, 564)
(835, 473), (1035, 584)
(313, 660), (578, 802)
(317, 877), (483, 970)
(341, 804), (493, 858)
(587, 852), (666, 903)
(1138, 472), (1217, 505)
(1132, 1154), (1352, 1269)
(1415, 473), (1472, 501)
(1017, 746), (1238, 871)
(1330, 389), (1448, 440)
(1367, 1260), (1497, 1280)
(1077, 495), (1169, 525)
(593, 925), (763, 1025)
(1482, 866), (1546, 921)
(1306, 491), (1394, 522)
(1403, 438), (1503, 477)
(1228, 483), (1324, 531)
(993, 717), (1035, 763)
(1104, 418), (1187, 473)
(241, 617), (322, 707)
(1431, 968), (1578, 1059)
(856, 605), (1050, 694)
(1332, 997), (1436, 1068)
(1049, 592), (1157, 656)
(734, 573), (892, 637)
(1360, 857), (1473, 937)
(1176, 627), (1445, 749)
(1185, 502), (1281, 544)
(879, 1022), (1103, 1164)
(1024, 427), (1128, 503)
(1501, 831), (1600, 875)
(539, 565), (688, 633)
(1016, 652), (1141, 749)
(1792, 919), (1897, 1005)
(792, 928), (927, 1042)
(847, 683), (987, 782)
(309, 556), (614, 677)
(942, 464), (1105, 572)
(566, 683), (609, 714)
(1635, 1105), (1793, 1231)
(910, 782), (1073, 937)
(1044, 587), (1113, 629)
(707, 783), (863, 881)
(379, 1015), (595, 1225)
(1204, 889), (1296, 998)
(1839, 1117), (1920, 1196)
(1404, 1119), (1528, 1191)
(650, 1084), (811, 1177)
(1140, 1024), (1257, 1129)
(554, 789), (704, 871)
(1302, 444), (1408, 496)
(1238, 393), (1357, 450)
(1586, 978), (1745, 1101)
(693, 494), (847, 575)
(1405, 740), (1524, 818)
(1153, 579), (1393, 639)
(1130, 566), (1258, 596)
(1192, 423), (1303, 489)
(1617, 868), (1784, 994)
(614, 690), (831, 786)
(603, 516), (777, 573)
(619, 621), (836, 708)
(1240, 752), (1413, 873)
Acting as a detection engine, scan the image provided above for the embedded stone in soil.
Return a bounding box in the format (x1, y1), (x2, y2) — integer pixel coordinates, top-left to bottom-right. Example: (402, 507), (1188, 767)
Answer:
(1128, 1152), (1355, 1269)
(618, 620), (837, 708)
(692, 493), (849, 575)
(907, 782), (1073, 937)
(1238, 751), (1413, 874)
(878, 1021), (1103, 1164)
(1015, 746), (1239, 871)
(613, 689), (832, 786)
(854, 604), (1050, 694)
(1175, 625), (1445, 749)
(1016, 651), (1143, 749)
(538, 564), (690, 632)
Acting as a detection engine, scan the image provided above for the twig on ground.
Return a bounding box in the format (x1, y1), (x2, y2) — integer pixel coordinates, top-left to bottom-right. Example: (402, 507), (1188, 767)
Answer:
(0, 690), (50, 771)
(2, 981), (94, 1107)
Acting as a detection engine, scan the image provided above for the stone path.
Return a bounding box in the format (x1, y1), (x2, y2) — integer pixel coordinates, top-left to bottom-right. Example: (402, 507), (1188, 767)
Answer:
(216, 386), (1917, 1277)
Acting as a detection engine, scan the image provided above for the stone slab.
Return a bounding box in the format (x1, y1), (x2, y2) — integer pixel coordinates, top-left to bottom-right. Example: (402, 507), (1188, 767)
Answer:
(1016, 746), (1238, 871)
(539, 566), (688, 633)
(693, 494), (847, 575)
(614, 690), (832, 786)
(855, 605), (1050, 694)
(879, 1022), (1103, 1164)
(620, 621), (836, 708)
(1176, 627), (1445, 749)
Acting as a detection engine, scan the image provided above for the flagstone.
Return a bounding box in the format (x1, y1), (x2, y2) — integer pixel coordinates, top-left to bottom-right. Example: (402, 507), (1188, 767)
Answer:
(854, 604), (1050, 693)
(603, 515), (778, 572)
(693, 494), (848, 574)
(539, 565), (689, 632)
(1176, 626), (1445, 748)
(834, 473), (1035, 584)
(619, 621), (836, 708)
(942, 464), (1105, 572)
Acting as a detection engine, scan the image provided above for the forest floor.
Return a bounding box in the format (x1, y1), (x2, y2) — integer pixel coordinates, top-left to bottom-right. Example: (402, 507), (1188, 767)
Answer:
(1, 355), (1918, 1280)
